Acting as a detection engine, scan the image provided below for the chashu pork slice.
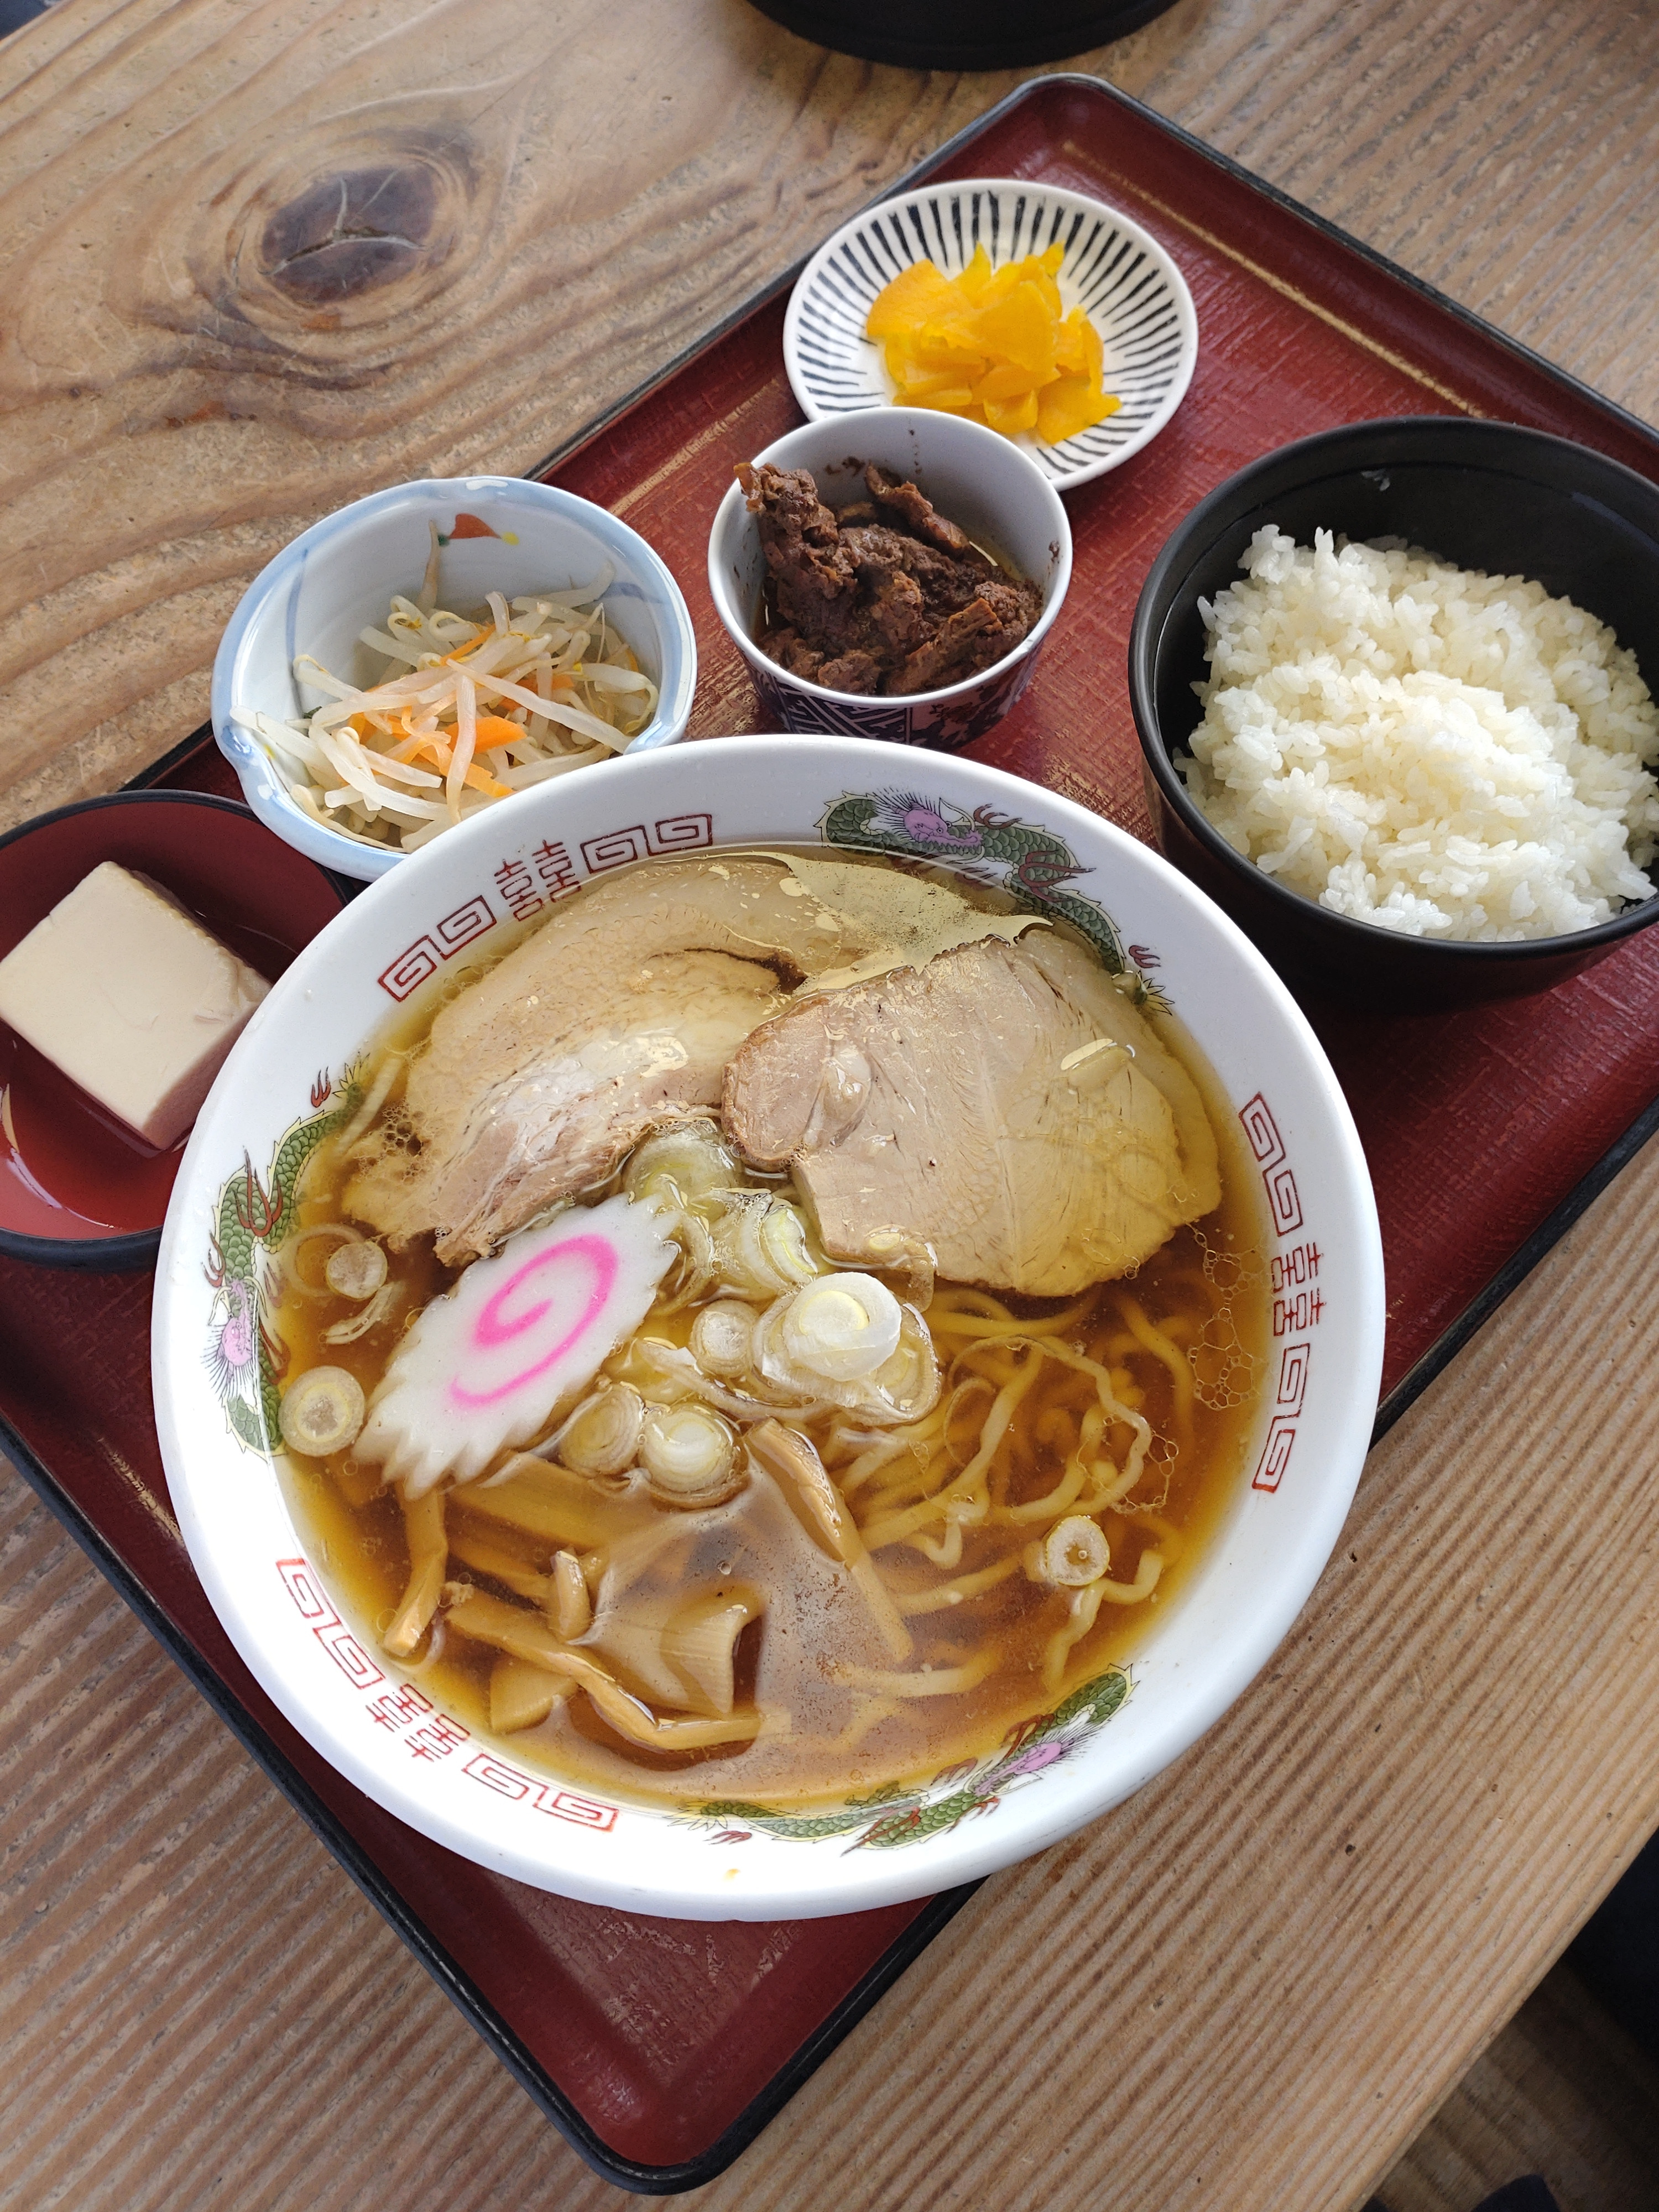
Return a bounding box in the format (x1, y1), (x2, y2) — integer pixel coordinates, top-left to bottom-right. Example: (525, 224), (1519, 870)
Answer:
(722, 933), (1221, 1296)
(359, 948), (787, 1264)
(346, 855), (1034, 1266)
(348, 859), (841, 1262)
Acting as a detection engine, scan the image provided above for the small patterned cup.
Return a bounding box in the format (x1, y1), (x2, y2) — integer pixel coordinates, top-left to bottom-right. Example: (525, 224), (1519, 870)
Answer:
(707, 409), (1072, 748)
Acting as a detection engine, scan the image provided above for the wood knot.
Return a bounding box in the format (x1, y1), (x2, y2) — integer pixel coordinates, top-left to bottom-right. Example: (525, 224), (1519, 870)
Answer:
(259, 164), (442, 304)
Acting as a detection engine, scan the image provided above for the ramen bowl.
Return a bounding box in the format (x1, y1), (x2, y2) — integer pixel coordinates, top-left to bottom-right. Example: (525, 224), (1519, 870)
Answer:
(707, 410), (1071, 747)
(1130, 417), (1659, 1008)
(213, 476), (698, 884)
(152, 735), (1383, 1921)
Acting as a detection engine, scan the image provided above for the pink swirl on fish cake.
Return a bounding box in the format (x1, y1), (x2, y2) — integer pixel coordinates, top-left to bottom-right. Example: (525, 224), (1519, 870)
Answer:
(449, 1234), (619, 1408)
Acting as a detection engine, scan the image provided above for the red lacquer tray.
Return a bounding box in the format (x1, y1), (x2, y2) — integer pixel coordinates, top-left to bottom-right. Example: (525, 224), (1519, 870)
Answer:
(4, 74), (1659, 2194)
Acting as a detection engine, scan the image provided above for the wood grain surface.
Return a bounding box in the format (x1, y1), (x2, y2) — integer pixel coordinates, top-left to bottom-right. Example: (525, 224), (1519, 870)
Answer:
(6, 3), (1659, 2210)
(2, 0), (1659, 828)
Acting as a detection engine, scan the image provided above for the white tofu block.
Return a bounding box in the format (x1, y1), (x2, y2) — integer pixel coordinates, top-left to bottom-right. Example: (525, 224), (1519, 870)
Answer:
(0, 862), (270, 1149)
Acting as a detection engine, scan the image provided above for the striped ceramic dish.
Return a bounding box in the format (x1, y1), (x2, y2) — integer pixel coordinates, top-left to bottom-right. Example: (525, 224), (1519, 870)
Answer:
(783, 178), (1198, 488)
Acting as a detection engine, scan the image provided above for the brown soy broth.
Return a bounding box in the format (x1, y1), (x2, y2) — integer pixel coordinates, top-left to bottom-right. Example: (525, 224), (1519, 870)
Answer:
(272, 851), (1271, 1811)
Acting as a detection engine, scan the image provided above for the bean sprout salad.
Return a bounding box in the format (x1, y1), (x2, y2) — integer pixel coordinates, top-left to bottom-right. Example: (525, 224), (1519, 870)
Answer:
(247, 540), (658, 852)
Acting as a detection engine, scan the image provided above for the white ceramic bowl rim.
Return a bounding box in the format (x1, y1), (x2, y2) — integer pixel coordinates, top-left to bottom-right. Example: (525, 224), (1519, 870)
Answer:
(782, 176), (1200, 488)
(153, 736), (1384, 1921)
(708, 411), (1073, 706)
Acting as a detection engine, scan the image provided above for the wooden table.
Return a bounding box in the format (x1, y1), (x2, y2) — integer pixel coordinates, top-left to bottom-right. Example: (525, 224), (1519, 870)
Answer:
(3, 2), (1659, 2206)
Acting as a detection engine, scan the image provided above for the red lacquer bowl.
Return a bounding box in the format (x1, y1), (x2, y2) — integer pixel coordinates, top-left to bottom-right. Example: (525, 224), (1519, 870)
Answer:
(0, 792), (348, 1270)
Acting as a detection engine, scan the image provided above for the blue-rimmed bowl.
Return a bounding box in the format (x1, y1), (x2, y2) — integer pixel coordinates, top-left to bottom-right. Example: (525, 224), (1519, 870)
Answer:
(212, 478), (698, 883)
(708, 409), (1071, 747)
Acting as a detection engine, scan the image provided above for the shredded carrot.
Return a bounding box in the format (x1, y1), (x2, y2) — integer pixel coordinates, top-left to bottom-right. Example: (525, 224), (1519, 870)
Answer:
(398, 734), (512, 794)
(473, 715), (527, 752)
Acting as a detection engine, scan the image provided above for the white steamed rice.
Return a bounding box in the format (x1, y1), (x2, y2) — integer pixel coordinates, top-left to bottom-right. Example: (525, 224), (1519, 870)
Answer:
(1177, 525), (1659, 940)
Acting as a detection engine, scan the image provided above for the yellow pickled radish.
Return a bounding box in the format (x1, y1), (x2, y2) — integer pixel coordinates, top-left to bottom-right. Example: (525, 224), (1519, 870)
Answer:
(1052, 306), (1091, 377)
(976, 363), (1041, 404)
(1036, 374), (1119, 446)
(985, 388), (1041, 437)
(865, 259), (961, 339)
(908, 384), (978, 413)
(954, 242), (995, 299)
(866, 242), (1119, 444)
(969, 283), (1057, 378)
